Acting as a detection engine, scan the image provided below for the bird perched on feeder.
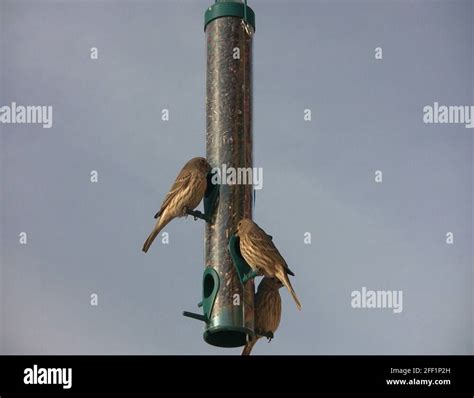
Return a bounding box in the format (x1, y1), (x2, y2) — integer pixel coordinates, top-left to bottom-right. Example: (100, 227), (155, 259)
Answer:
(236, 218), (302, 310)
(242, 277), (282, 355)
(142, 157), (211, 253)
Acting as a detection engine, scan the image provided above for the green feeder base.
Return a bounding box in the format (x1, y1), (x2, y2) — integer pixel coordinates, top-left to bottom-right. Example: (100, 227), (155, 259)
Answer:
(204, 325), (253, 348)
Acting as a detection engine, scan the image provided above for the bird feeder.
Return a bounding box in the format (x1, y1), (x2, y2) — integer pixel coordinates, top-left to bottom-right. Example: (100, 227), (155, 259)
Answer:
(182, 0), (256, 348)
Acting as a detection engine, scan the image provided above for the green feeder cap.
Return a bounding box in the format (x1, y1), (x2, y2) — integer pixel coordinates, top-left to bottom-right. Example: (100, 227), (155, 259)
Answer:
(204, 0), (256, 32)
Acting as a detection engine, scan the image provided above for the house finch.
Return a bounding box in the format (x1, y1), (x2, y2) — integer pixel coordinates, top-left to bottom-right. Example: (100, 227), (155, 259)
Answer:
(236, 218), (302, 310)
(142, 157), (211, 253)
(242, 277), (282, 355)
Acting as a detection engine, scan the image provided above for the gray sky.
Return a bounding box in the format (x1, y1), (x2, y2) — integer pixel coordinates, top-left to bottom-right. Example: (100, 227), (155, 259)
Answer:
(0, 0), (472, 354)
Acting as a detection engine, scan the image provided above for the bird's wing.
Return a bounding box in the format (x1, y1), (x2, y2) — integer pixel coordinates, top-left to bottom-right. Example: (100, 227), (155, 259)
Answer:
(154, 169), (194, 218)
(248, 226), (292, 273)
(248, 227), (283, 257)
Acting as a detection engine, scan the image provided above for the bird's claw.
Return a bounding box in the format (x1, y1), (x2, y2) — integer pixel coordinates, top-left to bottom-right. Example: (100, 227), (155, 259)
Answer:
(255, 329), (273, 341)
(242, 269), (260, 283)
(185, 208), (208, 222)
(264, 331), (274, 342)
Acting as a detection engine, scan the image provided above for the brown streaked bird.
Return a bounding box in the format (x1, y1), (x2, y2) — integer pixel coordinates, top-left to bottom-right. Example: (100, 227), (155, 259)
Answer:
(142, 157), (211, 253)
(242, 277), (282, 355)
(236, 218), (302, 310)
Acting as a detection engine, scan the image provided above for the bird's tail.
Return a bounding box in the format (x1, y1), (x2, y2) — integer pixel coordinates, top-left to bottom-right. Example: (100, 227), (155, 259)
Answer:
(142, 215), (170, 253)
(280, 271), (302, 311)
(241, 337), (258, 356)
